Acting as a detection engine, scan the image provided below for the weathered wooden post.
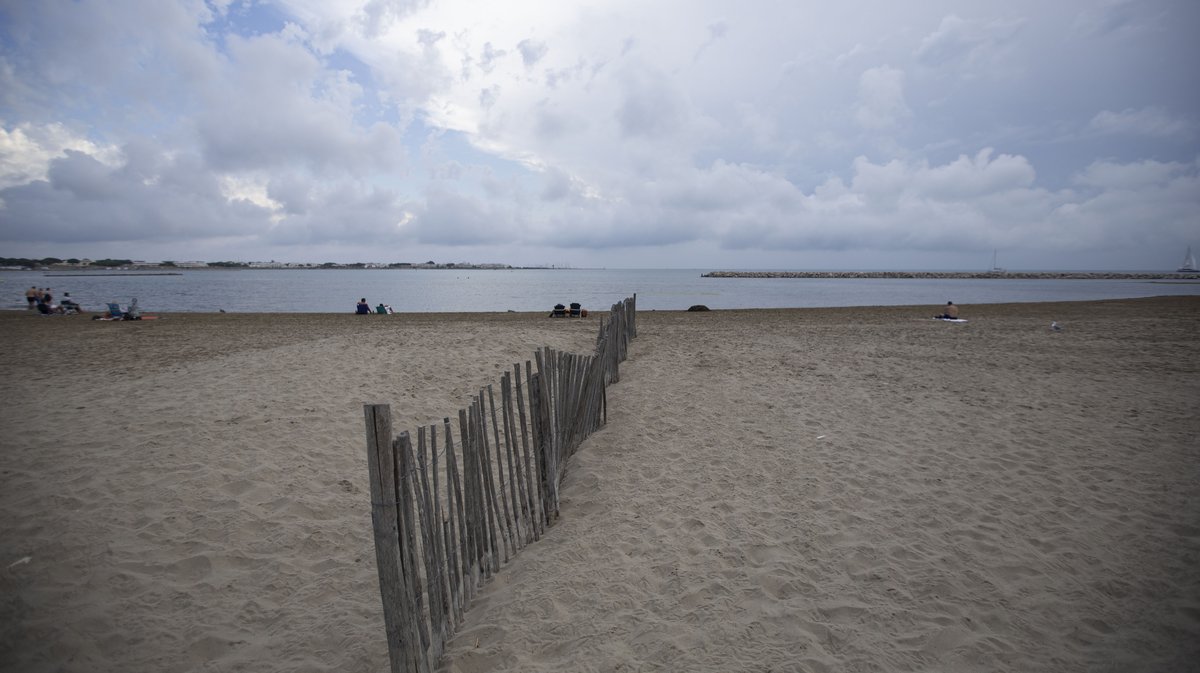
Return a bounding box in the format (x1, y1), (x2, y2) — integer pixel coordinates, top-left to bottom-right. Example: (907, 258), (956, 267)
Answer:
(413, 428), (446, 659)
(394, 433), (431, 671)
(364, 404), (415, 673)
(442, 417), (469, 609)
(516, 361), (543, 540)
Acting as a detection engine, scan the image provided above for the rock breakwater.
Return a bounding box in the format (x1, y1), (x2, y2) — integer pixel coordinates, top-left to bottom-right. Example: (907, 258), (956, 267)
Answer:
(702, 271), (1192, 280)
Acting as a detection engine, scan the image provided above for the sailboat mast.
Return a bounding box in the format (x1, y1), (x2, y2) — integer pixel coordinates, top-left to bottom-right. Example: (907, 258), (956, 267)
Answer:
(1180, 247), (1200, 273)
(1179, 246), (1198, 273)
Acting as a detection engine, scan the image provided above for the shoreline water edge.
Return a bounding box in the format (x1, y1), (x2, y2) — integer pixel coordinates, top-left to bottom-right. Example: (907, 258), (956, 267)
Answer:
(5, 267), (1200, 314)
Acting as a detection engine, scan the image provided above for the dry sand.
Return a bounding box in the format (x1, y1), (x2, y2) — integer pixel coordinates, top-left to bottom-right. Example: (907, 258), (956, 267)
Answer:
(1, 297), (1198, 672)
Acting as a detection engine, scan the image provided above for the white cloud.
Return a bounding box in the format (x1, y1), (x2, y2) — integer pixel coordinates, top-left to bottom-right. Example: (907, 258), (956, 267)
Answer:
(0, 121), (120, 189)
(194, 30), (408, 175)
(358, 0), (432, 37)
(220, 174), (284, 219)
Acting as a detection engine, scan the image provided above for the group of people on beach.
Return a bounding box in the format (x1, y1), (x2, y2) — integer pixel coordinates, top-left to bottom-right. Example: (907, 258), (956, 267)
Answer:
(356, 298), (394, 314)
(353, 296), (952, 319)
(24, 286), (83, 315)
(549, 302), (587, 318)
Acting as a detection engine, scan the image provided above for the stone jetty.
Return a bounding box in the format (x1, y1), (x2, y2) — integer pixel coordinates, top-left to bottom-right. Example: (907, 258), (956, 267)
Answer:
(702, 271), (1194, 280)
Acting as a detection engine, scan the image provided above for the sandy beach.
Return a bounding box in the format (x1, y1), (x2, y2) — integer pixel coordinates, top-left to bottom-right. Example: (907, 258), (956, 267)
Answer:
(2, 297), (1198, 672)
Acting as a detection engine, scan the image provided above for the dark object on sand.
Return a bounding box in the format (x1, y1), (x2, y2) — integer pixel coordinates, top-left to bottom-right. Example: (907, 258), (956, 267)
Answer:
(687, 305), (710, 312)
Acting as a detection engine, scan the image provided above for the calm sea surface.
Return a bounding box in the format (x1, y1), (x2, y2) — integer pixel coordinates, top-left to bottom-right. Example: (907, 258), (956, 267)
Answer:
(3, 268), (1198, 313)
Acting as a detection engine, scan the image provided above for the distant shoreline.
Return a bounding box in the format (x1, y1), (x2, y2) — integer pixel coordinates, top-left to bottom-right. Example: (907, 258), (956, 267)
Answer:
(703, 270), (1198, 280)
(41, 272), (183, 277)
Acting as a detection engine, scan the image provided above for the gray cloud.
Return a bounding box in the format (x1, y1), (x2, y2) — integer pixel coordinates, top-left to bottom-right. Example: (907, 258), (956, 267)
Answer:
(854, 66), (910, 130)
(405, 186), (517, 246)
(263, 181), (410, 245)
(693, 19), (729, 61)
(540, 167), (573, 201)
(915, 14), (1025, 69)
(0, 149), (269, 243)
(517, 39), (548, 67)
(479, 42), (507, 73)
(616, 66), (684, 138)
(1089, 107), (1195, 138)
(1073, 0), (1173, 37)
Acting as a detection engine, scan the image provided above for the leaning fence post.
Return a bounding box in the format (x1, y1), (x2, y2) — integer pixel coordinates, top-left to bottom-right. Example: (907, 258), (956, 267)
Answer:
(395, 433), (432, 672)
(443, 417), (470, 609)
(630, 293), (637, 338)
(517, 361), (543, 539)
(531, 372), (558, 521)
(364, 404), (410, 673)
(414, 427), (446, 660)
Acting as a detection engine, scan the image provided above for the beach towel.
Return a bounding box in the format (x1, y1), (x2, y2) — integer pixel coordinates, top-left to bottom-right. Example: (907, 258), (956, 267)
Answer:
(934, 318), (968, 323)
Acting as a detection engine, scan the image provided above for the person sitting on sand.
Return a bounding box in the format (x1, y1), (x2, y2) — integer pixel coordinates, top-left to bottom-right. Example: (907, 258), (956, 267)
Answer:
(60, 293), (83, 314)
(356, 298), (371, 315)
(122, 298), (143, 320)
(935, 301), (960, 320)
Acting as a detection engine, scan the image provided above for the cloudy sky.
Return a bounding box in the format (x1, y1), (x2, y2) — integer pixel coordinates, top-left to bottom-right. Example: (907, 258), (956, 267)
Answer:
(1, 0), (1197, 270)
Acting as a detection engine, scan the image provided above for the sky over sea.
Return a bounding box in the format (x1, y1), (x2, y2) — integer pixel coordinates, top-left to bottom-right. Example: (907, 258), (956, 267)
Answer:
(1, 0), (1197, 270)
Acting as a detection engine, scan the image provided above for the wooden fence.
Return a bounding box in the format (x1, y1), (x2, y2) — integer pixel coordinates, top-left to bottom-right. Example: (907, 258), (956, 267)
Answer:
(363, 295), (637, 673)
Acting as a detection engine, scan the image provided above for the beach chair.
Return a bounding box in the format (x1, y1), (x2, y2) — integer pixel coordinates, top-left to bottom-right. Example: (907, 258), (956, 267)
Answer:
(569, 302), (582, 317)
(107, 302), (125, 319)
(550, 303), (567, 318)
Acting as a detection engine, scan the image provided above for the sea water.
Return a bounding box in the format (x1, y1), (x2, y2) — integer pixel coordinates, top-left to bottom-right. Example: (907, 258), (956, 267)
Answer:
(3, 268), (1198, 313)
